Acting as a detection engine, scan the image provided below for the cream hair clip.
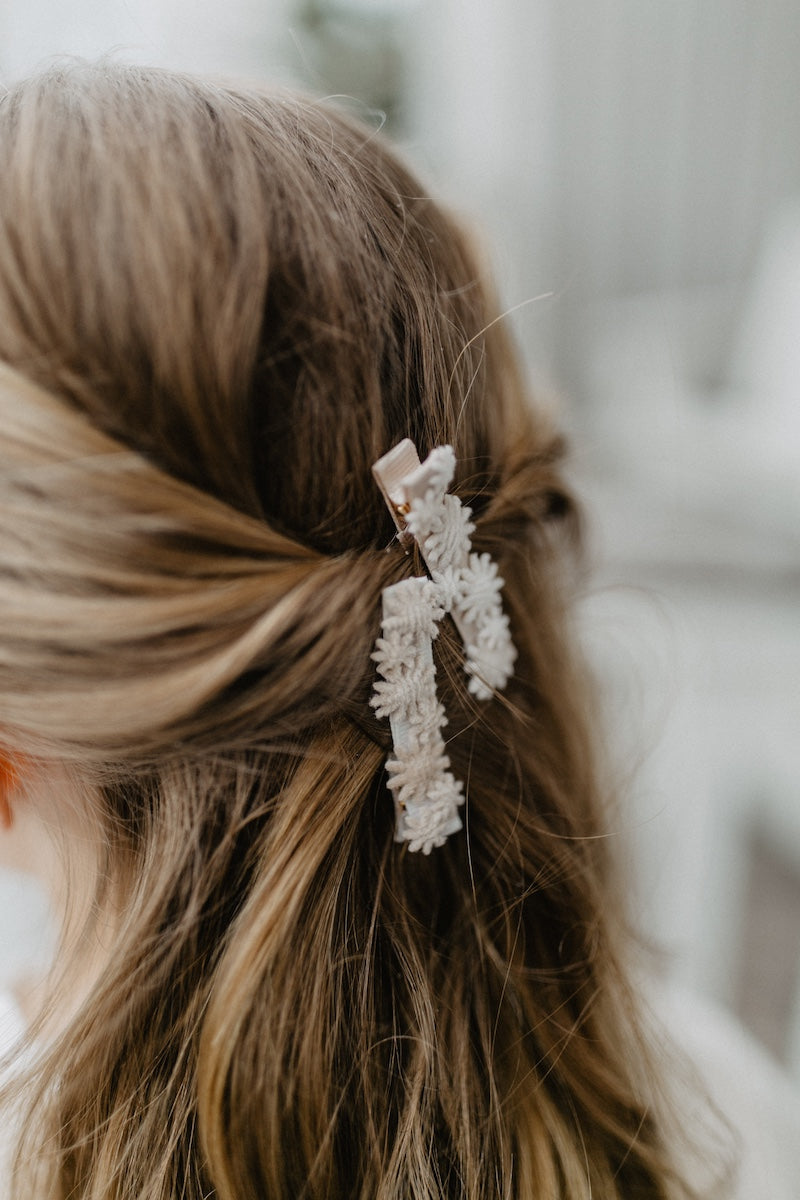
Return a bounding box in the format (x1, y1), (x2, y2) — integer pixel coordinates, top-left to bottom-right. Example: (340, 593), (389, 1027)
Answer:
(370, 440), (516, 853)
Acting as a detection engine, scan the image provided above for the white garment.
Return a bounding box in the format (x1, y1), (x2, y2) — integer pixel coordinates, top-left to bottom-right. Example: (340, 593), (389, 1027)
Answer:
(0, 992), (24, 1057)
(0, 986), (797, 1197)
(649, 982), (800, 1198)
(0, 990), (25, 1198)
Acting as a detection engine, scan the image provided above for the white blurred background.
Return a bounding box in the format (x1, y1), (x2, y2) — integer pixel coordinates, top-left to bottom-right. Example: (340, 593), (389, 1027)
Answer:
(1, 1), (798, 1075)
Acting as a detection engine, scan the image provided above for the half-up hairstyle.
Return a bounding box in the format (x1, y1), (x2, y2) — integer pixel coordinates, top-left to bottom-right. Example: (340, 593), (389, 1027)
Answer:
(0, 62), (694, 1199)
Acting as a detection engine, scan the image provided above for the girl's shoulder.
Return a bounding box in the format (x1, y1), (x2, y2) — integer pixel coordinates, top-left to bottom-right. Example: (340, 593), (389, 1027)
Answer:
(647, 978), (800, 1199)
(0, 990), (24, 1057)
(0, 989), (25, 1200)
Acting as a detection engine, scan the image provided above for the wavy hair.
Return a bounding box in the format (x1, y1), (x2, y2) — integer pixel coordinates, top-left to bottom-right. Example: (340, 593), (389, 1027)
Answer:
(0, 62), (695, 1199)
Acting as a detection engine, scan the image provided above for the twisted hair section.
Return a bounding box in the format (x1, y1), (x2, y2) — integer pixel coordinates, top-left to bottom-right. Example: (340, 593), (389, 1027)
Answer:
(0, 366), (396, 758)
(0, 63), (701, 1200)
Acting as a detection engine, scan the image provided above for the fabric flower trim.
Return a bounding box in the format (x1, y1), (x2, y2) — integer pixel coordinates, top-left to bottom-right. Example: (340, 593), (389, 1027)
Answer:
(370, 441), (517, 853)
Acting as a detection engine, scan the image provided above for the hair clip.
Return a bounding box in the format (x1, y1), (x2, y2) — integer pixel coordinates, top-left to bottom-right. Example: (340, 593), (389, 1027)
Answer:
(370, 440), (516, 853)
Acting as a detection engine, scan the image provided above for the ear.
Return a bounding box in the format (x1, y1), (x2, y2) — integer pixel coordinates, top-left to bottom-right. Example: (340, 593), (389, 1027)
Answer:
(0, 754), (18, 830)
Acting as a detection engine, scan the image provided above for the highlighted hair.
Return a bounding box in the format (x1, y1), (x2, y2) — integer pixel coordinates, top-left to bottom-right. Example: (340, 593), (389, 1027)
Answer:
(0, 63), (694, 1199)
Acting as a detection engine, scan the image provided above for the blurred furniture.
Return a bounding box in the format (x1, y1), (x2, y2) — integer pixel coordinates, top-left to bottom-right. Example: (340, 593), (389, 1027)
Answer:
(577, 207), (800, 1077)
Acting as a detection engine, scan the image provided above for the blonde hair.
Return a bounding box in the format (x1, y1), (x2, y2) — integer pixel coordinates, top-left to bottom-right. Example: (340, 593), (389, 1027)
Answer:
(0, 61), (693, 1199)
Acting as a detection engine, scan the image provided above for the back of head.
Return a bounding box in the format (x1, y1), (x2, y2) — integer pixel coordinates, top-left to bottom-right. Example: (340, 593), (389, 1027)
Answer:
(0, 62), (684, 1200)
